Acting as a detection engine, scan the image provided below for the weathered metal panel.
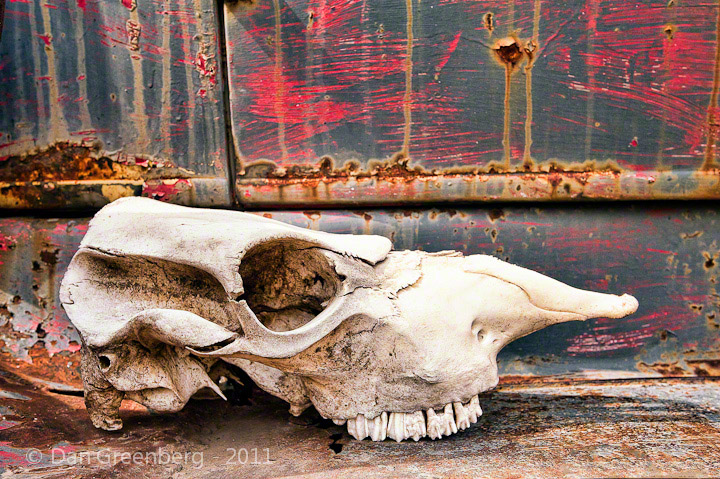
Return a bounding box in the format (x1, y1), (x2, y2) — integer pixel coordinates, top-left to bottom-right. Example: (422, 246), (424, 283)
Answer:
(1, 204), (718, 386)
(0, 0), (231, 208)
(226, 0), (720, 205)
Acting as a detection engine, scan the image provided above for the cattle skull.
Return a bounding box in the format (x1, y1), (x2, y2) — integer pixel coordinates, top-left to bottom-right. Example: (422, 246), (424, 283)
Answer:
(60, 197), (638, 442)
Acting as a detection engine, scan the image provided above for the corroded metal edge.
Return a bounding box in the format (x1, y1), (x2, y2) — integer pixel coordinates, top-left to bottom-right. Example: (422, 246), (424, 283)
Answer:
(0, 178), (232, 209)
(237, 169), (720, 207)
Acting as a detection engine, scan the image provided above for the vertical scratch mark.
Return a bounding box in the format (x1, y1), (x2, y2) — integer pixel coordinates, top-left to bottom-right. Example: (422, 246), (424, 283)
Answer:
(29, 2), (47, 132)
(40, 0), (69, 142)
(703, 0), (720, 170)
(160, 0), (172, 154)
(181, 0), (197, 169)
(508, 0), (515, 29)
(129, 7), (149, 150)
(401, 0), (414, 158)
(273, 0), (288, 162)
(72, 2), (91, 133)
(523, 0), (541, 168)
(503, 65), (511, 168)
(584, 0), (599, 162)
(13, 4), (30, 131)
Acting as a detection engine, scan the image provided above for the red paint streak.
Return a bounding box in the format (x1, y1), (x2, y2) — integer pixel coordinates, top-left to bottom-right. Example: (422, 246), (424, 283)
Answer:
(647, 248), (675, 255)
(76, 0), (86, 12)
(195, 52), (217, 85)
(142, 179), (192, 200)
(435, 31), (462, 73)
(36, 34), (52, 46)
(121, 0), (133, 9)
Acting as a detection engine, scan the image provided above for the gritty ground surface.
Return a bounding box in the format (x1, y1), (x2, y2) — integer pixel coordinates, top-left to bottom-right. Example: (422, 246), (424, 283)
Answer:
(1, 366), (719, 479)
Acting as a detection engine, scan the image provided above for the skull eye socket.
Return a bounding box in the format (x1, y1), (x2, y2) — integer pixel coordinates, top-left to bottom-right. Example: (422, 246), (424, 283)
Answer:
(239, 240), (342, 332)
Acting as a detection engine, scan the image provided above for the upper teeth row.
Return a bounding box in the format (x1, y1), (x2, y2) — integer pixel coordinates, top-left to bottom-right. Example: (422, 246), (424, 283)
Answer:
(334, 395), (482, 442)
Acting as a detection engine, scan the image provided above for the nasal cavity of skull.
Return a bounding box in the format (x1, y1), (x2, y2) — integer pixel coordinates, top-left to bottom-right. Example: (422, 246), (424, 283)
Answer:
(239, 241), (341, 332)
(99, 354), (111, 370)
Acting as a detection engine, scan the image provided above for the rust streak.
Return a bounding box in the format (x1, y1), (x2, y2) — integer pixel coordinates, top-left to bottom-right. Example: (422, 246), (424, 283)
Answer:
(703, 0), (720, 170)
(523, 0), (542, 168)
(584, 0), (599, 162)
(128, 7), (149, 150)
(402, 0), (414, 158)
(72, 3), (91, 133)
(273, 0), (289, 162)
(160, 0), (172, 155)
(40, 0), (69, 142)
(503, 65), (512, 168)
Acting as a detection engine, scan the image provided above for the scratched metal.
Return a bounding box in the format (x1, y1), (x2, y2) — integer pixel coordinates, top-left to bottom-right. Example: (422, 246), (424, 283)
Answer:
(227, 0), (720, 205)
(0, 0), (230, 208)
(1, 203), (717, 386)
(1, 369), (719, 478)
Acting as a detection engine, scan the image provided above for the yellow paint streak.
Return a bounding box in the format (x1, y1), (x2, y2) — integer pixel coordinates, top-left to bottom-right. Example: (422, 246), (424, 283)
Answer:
(129, 8), (149, 150)
(402, 0), (414, 158)
(703, 0), (720, 170)
(523, 0), (541, 167)
(273, 0), (289, 162)
(40, 0), (69, 141)
(160, 0), (172, 154)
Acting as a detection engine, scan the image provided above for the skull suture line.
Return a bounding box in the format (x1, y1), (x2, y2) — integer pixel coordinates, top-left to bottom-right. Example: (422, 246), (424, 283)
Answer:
(60, 198), (638, 442)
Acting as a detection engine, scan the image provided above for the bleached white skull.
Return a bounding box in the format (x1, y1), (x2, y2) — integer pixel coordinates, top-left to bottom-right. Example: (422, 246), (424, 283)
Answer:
(60, 197), (638, 441)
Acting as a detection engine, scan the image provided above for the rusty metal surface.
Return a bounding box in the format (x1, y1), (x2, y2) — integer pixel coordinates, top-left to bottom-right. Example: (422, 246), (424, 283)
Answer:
(227, 0), (720, 205)
(2, 367), (719, 478)
(1, 203), (718, 388)
(0, 0), (231, 208)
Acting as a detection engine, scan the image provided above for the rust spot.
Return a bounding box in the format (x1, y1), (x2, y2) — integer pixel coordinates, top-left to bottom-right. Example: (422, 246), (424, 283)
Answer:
(492, 36), (525, 70)
(663, 24), (676, 40)
(686, 359), (720, 376)
(703, 252), (717, 270)
(488, 209), (505, 222)
(40, 249), (59, 267)
(690, 303), (704, 313)
(483, 12), (494, 35)
(0, 303), (12, 319)
(226, 0), (258, 10)
(637, 361), (690, 377)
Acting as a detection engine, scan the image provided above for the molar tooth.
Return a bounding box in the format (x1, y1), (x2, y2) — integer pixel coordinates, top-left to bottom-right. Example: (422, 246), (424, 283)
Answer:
(387, 412), (407, 442)
(453, 402), (471, 431)
(406, 411), (427, 441)
(369, 412), (388, 441)
(347, 414), (369, 440)
(466, 395), (482, 423)
(333, 418), (347, 426)
(357, 414), (369, 440)
(442, 404), (458, 436)
(426, 408), (443, 440)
